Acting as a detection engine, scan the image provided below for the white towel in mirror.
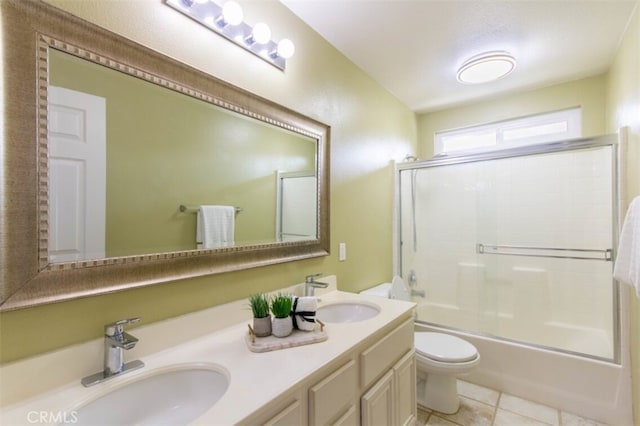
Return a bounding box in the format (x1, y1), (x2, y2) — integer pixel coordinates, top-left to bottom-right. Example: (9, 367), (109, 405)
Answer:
(196, 205), (235, 249)
(614, 196), (640, 297)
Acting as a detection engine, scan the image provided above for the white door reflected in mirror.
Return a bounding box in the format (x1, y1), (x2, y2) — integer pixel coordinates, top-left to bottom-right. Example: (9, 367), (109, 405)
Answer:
(48, 86), (106, 262)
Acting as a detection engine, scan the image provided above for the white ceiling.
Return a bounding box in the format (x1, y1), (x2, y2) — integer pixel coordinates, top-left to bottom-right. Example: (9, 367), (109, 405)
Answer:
(280, 0), (638, 113)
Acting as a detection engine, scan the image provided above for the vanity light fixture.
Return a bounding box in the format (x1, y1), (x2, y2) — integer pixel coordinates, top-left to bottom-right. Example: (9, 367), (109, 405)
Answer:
(166, 0), (295, 70)
(456, 51), (516, 84)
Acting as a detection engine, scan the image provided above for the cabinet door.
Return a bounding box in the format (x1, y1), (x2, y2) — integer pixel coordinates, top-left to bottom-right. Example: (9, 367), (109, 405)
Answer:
(309, 359), (357, 425)
(361, 370), (394, 426)
(394, 350), (417, 426)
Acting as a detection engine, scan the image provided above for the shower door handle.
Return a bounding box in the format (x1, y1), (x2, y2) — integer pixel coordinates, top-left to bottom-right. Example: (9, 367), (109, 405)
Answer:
(476, 244), (612, 261)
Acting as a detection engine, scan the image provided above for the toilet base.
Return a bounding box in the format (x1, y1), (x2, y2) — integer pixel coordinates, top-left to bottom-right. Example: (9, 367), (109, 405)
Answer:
(417, 373), (460, 414)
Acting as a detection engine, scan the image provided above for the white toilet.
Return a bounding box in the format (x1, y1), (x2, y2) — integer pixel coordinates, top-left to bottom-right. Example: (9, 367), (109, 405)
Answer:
(360, 277), (480, 414)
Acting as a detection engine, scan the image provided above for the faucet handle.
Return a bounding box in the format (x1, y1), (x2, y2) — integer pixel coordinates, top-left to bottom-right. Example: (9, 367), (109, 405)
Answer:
(105, 317), (140, 337)
(305, 273), (322, 283)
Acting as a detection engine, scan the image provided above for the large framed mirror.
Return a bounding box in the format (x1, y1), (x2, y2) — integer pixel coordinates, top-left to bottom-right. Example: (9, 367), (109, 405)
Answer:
(0, 0), (330, 311)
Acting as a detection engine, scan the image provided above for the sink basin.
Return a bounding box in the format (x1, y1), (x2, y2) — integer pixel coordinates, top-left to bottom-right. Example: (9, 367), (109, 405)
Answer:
(70, 365), (229, 425)
(317, 301), (380, 323)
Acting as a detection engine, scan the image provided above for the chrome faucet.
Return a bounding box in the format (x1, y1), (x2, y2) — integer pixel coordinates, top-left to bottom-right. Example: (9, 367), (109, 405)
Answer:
(304, 273), (329, 297)
(81, 318), (145, 387)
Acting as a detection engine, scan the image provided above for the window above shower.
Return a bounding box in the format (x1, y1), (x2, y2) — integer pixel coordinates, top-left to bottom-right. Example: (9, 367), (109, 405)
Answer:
(434, 108), (582, 155)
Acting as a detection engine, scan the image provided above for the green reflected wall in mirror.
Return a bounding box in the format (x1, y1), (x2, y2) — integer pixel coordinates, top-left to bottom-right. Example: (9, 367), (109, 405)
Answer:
(49, 50), (317, 261)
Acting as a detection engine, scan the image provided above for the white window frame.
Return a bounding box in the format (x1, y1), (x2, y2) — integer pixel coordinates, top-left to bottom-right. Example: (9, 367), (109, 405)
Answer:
(434, 108), (582, 156)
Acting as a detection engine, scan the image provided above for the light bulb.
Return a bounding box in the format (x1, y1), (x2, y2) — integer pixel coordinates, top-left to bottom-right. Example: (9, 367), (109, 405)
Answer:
(252, 23), (271, 44)
(221, 1), (243, 26)
(277, 38), (295, 59)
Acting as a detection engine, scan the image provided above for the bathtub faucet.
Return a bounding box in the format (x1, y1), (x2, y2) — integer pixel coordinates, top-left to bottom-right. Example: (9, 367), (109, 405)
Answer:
(411, 288), (426, 298)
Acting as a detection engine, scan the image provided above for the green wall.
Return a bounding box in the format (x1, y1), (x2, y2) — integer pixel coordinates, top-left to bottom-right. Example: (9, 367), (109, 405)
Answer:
(0, 0), (416, 363)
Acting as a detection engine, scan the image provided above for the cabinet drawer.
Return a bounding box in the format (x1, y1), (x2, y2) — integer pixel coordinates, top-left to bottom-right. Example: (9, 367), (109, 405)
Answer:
(360, 318), (413, 388)
(262, 400), (302, 426)
(309, 359), (357, 425)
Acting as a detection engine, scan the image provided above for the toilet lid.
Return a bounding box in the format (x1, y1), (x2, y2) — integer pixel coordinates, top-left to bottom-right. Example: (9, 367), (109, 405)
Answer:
(414, 332), (477, 363)
(390, 276), (411, 302)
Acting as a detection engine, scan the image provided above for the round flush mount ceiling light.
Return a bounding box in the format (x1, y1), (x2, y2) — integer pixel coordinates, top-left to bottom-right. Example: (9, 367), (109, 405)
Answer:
(456, 52), (516, 84)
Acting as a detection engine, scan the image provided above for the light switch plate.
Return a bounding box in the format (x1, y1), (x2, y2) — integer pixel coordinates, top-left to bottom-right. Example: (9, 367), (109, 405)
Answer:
(339, 242), (347, 261)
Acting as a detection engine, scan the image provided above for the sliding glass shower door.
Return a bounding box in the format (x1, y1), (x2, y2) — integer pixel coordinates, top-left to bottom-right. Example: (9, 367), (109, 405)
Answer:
(398, 139), (617, 360)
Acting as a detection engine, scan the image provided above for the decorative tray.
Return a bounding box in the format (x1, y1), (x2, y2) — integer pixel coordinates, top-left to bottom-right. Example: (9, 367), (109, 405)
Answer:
(245, 320), (327, 353)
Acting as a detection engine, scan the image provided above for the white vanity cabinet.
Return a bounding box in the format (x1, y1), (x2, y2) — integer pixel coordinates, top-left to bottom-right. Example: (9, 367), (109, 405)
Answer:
(241, 316), (416, 426)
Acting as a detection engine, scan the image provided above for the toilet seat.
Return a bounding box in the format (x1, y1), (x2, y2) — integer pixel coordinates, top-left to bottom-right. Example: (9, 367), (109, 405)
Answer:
(415, 332), (478, 363)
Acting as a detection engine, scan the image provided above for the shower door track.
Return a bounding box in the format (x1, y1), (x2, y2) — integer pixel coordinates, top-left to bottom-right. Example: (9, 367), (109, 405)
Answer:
(397, 135), (618, 171)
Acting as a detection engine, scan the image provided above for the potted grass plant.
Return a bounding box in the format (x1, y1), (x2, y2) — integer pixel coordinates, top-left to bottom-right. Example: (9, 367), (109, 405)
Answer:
(270, 293), (293, 337)
(249, 293), (272, 337)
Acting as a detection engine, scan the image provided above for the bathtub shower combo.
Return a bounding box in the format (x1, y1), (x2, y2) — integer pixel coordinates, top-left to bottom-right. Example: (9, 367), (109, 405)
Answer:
(395, 134), (632, 424)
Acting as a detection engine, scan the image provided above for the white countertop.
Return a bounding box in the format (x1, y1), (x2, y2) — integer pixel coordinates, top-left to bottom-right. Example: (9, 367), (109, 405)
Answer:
(0, 288), (415, 425)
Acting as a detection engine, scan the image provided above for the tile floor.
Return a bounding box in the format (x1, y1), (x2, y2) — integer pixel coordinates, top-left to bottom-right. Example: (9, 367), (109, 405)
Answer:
(417, 380), (609, 426)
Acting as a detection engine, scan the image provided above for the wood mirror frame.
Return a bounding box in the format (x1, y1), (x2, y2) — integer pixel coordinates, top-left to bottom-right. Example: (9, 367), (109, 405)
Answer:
(0, 0), (330, 311)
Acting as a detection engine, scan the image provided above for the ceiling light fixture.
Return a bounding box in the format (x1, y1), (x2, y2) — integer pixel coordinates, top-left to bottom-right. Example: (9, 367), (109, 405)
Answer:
(456, 52), (516, 84)
(166, 0), (295, 70)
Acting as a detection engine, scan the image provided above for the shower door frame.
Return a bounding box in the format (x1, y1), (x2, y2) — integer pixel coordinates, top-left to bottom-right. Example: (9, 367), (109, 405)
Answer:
(395, 134), (622, 363)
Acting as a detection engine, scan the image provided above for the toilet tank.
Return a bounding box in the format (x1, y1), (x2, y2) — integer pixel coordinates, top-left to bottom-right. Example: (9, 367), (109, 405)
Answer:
(359, 283), (392, 298)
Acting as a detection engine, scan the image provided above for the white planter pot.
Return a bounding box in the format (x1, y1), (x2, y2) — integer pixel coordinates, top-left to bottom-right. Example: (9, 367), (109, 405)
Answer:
(272, 316), (293, 337)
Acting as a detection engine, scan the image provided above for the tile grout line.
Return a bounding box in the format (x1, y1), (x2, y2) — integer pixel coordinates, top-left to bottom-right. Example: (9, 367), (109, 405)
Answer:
(491, 391), (503, 426)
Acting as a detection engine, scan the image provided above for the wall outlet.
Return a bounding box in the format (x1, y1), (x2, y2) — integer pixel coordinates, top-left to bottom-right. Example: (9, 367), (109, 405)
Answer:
(339, 242), (347, 261)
